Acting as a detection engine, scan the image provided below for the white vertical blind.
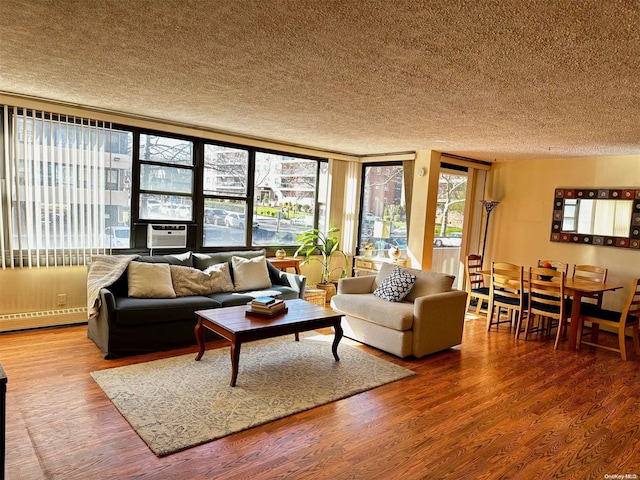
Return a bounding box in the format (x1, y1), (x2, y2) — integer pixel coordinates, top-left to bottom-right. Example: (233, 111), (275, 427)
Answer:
(1, 106), (111, 268)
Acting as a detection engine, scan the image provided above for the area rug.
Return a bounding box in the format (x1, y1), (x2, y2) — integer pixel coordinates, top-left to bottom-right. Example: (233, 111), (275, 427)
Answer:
(91, 334), (415, 456)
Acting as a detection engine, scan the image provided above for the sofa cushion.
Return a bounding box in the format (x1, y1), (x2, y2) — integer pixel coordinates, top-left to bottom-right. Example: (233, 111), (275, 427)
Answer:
(113, 295), (220, 326)
(232, 255), (272, 291)
(170, 265), (217, 297)
(375, 263), (454, 302)
(192, 249), (266, 271)
(135, 251), (193, 266)
(128, 262), (176, 298)
(208, 292), (257, 307)
(331, 293), (414, 331)
(373, 266), (416, 302)
(203, 263), (235, 292)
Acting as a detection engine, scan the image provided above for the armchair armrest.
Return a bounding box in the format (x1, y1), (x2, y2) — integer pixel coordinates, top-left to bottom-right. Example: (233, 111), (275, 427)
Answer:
(337, 275), (376, 294)
(411, 289), (468, 357)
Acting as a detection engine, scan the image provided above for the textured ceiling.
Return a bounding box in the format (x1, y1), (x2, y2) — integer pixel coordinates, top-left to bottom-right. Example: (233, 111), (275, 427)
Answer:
(1, 0), (639, 162)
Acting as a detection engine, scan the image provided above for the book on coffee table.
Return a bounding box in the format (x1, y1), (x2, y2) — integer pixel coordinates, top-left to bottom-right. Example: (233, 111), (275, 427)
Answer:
(251, 296), (277, 306)
(246, 299), (287, 317)
(245, 306), (288, 318)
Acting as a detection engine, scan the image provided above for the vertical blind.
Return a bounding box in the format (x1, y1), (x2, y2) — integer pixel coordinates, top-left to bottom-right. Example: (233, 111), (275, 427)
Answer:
(1, 106), (112, 268)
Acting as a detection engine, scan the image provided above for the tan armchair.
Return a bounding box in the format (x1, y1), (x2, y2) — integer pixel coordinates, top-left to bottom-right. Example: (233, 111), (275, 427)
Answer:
(330, 263), (468, 358)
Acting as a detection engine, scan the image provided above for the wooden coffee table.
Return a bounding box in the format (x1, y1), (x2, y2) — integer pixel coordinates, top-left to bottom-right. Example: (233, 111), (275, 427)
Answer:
(194, 299), (343, 387)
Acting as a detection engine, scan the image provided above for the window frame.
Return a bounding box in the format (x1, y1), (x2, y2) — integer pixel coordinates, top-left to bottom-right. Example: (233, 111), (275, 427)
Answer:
(1, 106), (330, 262)
(357, 161), (406, 257)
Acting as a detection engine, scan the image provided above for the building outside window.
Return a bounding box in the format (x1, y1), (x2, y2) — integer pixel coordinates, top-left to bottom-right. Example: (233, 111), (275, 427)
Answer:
(2, 109), (133, 265)
(252, 152), (325, 247)
(359, 164), (407, 257)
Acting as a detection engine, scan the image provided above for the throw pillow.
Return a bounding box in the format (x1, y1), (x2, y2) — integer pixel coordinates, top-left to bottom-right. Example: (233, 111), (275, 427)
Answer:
(203, 262), (235, 293)
(128, 262), (176, 298)
(170, 265), (215, 297)
(231, 255), (272, 291)
(373, 266), (417, 302)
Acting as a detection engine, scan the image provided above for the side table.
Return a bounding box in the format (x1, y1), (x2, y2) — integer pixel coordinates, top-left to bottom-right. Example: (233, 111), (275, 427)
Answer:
(267, 257), (302, 274)
(353, 256), (407, 276)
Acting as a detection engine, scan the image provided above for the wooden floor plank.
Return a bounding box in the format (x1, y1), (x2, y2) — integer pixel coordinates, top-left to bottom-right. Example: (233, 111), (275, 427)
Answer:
(1, 317), (640, 479)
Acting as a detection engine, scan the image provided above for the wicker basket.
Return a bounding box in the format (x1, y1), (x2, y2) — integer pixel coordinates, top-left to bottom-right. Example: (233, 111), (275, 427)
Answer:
(304, 288), (327, 306)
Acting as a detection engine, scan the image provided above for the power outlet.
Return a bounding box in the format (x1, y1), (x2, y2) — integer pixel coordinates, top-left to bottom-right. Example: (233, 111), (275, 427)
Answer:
(57, 294), (67, 306)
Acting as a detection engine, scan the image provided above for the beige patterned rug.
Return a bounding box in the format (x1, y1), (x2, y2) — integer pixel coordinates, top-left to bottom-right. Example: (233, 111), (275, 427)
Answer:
(91, 334), (415, 456)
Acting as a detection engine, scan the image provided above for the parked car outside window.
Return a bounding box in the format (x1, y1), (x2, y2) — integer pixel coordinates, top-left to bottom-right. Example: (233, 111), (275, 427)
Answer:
(205, 208), (227, 225)
(224, 213), (259, 229)
(433, 232), (462, 247)
(104, 226), (130, 249)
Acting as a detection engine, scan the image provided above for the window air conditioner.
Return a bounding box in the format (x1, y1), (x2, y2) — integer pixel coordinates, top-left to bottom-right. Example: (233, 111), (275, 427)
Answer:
(147, 224), (187, 249)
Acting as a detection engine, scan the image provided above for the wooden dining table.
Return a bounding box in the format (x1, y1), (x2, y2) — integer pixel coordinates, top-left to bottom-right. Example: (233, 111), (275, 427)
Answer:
(562, 278), (623, 350)
(480, 269), (623, 350)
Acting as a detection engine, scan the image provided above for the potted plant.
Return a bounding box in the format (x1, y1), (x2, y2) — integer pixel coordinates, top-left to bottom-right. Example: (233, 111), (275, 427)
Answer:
(294, 227), (349, 302)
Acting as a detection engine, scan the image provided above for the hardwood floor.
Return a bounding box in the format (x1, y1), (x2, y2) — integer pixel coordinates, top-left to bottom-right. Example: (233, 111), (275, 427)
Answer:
(1, 317), (639, 480)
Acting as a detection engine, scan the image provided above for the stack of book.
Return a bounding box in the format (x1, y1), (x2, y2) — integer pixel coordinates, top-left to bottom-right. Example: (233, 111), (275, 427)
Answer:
(246, 296), (287, 317)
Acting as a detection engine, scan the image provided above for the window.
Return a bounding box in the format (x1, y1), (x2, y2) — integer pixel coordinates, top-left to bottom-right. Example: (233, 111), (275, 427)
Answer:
(252, 152), (325, 247)
(432, 167), (468, 289)
(202, 144), (250, 247)
(434, 171), (468, 243)
(359, 164), (407, 257)
(1, 106), (330, 264)
(1, 108), (133, 266)
(138, 134), (195, 222)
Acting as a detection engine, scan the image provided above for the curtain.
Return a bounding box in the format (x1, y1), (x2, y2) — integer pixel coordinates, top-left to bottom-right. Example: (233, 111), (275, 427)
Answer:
(402, 159), (414, 235)
(2, 106), (112, 268)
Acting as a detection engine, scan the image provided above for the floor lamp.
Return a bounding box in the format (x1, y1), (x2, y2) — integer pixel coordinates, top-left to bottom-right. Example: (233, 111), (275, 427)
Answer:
(480, 200), (501, 267)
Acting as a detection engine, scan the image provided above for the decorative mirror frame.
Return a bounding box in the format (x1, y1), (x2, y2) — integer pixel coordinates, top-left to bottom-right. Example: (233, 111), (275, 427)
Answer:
(550, 188), (640, 249)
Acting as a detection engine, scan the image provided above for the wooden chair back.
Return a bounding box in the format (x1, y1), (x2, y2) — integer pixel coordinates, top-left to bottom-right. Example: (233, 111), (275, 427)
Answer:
(579, 278), (640, 360)
(572, 264), (608, 306)
(465, 254), (489, 314)
(526, 267), (566, 346)
(465, 254), (484, 291)
(488, 262), (525, 333)
(537, 259), (568, 275)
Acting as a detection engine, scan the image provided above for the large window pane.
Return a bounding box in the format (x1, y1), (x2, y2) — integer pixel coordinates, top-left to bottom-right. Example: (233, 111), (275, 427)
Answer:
(139, 134), (193, 166)
(252, 152), (320, 247)
(138, 133), (194, 223)
(140, 164), (193, 194)
(202, 199), (250, 247)
(359, 165), (407, 258)
(139, 193), (192, 221)
(203, 145), (248, 196)
(432, 170), (468, 289)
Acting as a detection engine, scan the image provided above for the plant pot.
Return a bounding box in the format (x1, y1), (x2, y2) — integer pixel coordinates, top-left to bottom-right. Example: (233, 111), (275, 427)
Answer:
(314, 282), (336, 304)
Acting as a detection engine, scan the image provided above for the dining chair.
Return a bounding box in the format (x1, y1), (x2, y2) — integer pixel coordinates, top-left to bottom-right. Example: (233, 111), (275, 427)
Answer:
(566, 264), (609, 342)
(537, 259), (568, 275)
(487, 262), (526, 335)
(572, 264), (608, 307)
(577, 278), (640, 360)
(465, 254), (490, 314)
(523, 267), (566, 347)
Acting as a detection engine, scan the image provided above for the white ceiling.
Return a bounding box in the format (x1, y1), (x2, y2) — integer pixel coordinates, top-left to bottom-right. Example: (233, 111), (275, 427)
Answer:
(1, 0), (639, 162)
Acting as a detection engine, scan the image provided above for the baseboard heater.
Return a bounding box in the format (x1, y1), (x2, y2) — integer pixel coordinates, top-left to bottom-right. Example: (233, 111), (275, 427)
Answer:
(147, 224), (187, 249)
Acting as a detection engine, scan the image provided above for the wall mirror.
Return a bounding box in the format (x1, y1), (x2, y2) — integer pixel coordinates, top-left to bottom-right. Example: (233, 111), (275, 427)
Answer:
(550, 188), (640, 249)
